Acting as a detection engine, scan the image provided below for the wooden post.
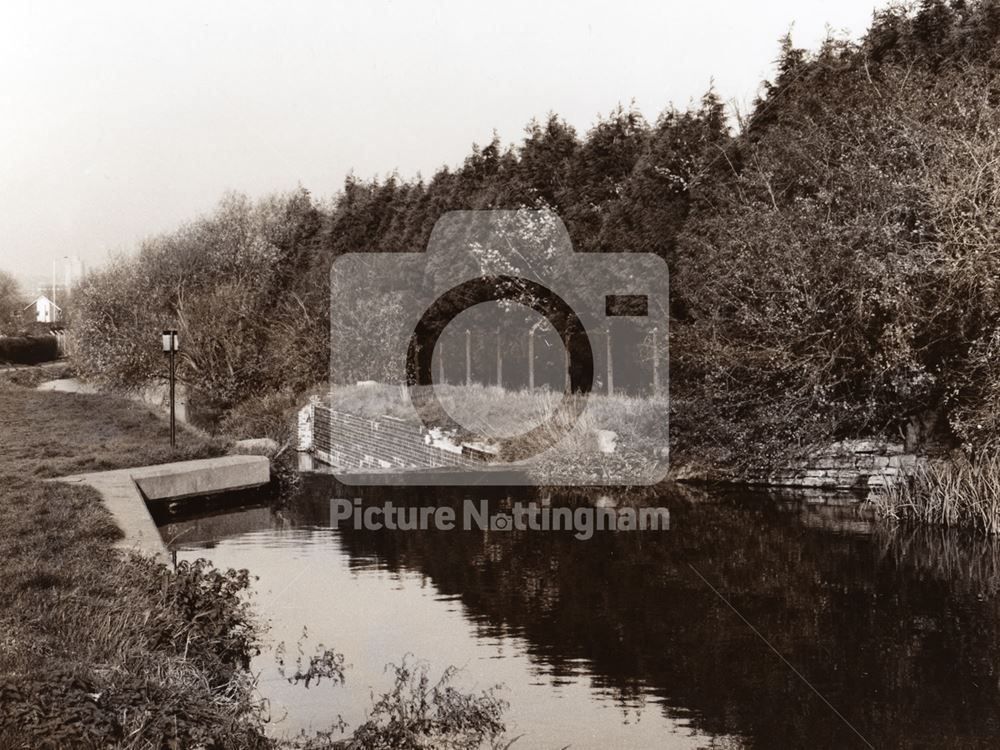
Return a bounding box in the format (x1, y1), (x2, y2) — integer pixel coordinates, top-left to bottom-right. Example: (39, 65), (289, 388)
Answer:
(528, 328), (535, 390)
(564, 334), (571, 393)
(438, 342), (445, 385)
(465, 329), (471, 386)
(606, 327), (614, 396)
(496, 326), (502, 387)
(651, 326), (659, 395)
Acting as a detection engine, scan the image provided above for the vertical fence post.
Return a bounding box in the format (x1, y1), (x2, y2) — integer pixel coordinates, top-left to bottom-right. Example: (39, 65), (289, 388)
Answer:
(465, 329), (471, 386)
(564, 334), (571, 393)
(496, 326), (502, 388)
(651, 326), (660, 395)
(528, 328), (535, 391)
(606, 327), (614, 396)
(438, 342), (445, 385)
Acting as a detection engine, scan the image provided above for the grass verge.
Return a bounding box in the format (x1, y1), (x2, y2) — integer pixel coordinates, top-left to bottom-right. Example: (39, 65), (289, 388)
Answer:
(0, 382), (265, 748)
(0, 381), (513, 748)
(0, 382), (226, 477)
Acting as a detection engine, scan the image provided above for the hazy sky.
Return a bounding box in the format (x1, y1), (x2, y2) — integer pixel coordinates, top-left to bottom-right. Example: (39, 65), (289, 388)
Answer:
(0, 0), (890, 285)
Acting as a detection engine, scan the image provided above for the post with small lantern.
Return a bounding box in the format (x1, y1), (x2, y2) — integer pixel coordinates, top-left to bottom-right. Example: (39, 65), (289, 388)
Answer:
(161, 329), (179, 448)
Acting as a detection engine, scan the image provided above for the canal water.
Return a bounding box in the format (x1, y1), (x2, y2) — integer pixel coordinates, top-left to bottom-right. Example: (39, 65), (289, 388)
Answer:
(158, 475), (1000, 749)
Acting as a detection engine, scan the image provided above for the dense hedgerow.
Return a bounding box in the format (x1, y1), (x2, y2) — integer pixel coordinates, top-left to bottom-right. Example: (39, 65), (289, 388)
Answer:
(73, 1), (1000, 469)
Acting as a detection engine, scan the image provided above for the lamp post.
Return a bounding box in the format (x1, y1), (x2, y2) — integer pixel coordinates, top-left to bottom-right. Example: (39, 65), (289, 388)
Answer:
(161, 330), (179, 448)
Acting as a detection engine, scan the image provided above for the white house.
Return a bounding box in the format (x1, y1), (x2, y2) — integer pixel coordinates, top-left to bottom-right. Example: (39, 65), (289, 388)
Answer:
(25, 295), (61, 323)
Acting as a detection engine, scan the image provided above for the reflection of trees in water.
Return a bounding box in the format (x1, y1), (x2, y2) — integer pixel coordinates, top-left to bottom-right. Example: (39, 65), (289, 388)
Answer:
(284, 476), (1000, 749)
(873, 523), (1000, 596)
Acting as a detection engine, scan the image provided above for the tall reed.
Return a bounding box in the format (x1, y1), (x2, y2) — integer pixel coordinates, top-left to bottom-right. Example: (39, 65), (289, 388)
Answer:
(871, 454), (1000, 534)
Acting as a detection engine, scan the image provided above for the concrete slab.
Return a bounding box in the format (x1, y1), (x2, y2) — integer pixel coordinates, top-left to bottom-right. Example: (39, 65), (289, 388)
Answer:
(54, 471), (170, 563)
(130, 455), (270, 502)
(54, 455), (271, 563)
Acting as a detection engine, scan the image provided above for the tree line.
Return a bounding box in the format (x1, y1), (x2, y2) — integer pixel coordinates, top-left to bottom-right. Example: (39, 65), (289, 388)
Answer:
(74, 0), (1000, 465)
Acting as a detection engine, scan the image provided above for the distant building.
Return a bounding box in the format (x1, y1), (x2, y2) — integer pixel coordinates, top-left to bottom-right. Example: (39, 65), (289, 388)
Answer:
(24, 295), (61, 323)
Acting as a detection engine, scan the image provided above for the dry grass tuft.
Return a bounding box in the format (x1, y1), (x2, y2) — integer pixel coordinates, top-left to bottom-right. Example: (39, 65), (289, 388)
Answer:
(870, 454), (1000, 533)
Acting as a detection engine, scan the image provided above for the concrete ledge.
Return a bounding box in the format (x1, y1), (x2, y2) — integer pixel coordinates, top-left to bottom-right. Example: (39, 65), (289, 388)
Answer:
(53, 455), (271, 564)
(131, 455), (270, 502)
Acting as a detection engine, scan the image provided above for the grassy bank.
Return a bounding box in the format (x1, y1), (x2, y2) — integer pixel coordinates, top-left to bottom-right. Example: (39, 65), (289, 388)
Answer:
(0, 382), (226, 477)
(0, 483), (267, 748)
(0, 382), (511, 748)
(0, 382), (267, 748)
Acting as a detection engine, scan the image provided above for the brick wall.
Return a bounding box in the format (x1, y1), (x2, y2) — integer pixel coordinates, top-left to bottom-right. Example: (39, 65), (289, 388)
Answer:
(303, 404), (486, 472)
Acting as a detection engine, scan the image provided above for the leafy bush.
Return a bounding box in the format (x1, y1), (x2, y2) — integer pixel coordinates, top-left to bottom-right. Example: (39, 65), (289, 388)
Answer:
(673, 5), (1000, 466)
(73, 190), (327, 409)
(220, 389), (305, 446)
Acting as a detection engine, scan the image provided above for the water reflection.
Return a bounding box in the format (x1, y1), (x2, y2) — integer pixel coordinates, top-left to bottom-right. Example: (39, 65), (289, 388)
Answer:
(160, 477), (1000, 749)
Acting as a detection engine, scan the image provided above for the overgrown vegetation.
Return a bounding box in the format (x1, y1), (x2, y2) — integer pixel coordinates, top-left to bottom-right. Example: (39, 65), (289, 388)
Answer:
(675, 1), (1000, 469)
(0, 503), (270, 748)
(872, 454), (1000, 533)
(71, 2), (1000, 473)
(350, 660), (507, 750)
(0, 269), (22, 333)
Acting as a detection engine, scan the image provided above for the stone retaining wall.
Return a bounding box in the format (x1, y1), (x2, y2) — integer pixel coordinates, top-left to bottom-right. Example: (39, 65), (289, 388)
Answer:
(752, 439), (926, 492)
